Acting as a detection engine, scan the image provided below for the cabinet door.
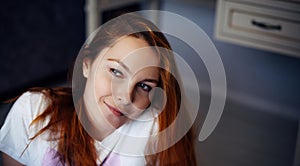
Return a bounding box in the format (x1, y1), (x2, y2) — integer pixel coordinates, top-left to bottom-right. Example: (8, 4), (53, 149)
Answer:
(215, 0), (300, 57)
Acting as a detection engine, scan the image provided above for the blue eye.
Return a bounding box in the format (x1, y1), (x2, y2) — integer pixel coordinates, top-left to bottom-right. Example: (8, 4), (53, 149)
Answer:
(137, 82), (152, 92)
(110, 68), (123, 78)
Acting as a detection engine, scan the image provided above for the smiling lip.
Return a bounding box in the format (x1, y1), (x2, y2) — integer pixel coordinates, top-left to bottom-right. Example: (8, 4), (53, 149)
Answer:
(104, 102), (125, 117)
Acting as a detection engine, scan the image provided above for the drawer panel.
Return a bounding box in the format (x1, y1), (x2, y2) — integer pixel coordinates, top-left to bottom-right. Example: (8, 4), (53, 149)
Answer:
(231, 11), (300, 42)
(215, 0), (300, 57)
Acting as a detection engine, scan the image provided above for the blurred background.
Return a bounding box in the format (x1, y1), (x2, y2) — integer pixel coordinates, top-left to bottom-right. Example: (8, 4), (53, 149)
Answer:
(0, 0), (300, 166)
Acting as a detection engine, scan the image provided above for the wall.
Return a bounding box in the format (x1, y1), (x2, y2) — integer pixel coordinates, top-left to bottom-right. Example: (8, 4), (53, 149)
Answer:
(160, 1), (300, 166)
(0, 0), (85, 101)
(161, 0), (300, 119)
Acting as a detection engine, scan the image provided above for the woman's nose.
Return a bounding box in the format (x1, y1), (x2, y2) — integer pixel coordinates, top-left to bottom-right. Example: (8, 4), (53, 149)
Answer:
(112, 82), (133, 106)
(115, 92), (131, 106)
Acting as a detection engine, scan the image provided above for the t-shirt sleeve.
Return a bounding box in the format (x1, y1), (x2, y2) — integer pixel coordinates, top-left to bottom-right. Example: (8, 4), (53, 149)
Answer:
(0, 92), (47, 165)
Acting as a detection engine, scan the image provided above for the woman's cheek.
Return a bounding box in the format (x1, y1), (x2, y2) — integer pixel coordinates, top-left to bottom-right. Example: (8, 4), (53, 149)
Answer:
(94, 74), (112, 98)
(133, 92), (151, 110)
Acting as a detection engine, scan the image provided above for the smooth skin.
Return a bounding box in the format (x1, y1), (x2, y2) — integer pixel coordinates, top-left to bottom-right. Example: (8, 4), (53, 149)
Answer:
(82, 36), (160, 141)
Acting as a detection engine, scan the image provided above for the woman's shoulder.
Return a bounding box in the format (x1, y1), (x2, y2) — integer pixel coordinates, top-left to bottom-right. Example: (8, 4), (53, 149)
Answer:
(16, 91), (45, 103)
(14, 87), (72, 117)
(18, 91), (48, 104)
(0, 91), (55, 165)
(12, 91), (50, 118)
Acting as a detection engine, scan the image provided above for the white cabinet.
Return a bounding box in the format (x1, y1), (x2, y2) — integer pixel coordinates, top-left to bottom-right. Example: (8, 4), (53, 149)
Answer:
(214, 0), (300, 58)
(84, 0), (160, 36)
(85, 0), (143, 36)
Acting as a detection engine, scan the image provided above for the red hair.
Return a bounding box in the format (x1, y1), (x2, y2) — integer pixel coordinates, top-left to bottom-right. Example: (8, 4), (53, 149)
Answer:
(22, 14), (197, 165)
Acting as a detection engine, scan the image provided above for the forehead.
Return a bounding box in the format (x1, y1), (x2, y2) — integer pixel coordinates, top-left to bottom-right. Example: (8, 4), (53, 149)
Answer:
(104, 36), (160, 71)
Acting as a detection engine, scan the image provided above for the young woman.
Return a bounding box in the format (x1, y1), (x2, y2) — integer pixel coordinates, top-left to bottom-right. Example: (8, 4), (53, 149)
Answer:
(0, 14), (197, 165)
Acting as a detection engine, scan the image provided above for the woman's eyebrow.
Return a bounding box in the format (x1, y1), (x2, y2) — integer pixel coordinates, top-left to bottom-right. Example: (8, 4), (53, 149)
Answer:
(143, 79), (159, 84)
(107, 58), (130, 73)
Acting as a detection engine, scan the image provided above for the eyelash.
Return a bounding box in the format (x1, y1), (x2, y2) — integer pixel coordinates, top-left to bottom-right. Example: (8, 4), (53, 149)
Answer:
(110, 68), (124, 78)
(137, 82), (152, 92)
(110, 68), (153, 92)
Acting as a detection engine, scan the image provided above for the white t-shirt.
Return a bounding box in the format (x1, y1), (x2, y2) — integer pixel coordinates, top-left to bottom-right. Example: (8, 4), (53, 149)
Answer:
(0, 92), (158, 166)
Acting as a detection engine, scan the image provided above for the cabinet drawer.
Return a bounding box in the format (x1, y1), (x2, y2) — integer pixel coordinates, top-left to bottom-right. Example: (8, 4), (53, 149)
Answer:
(215, 0), (300, 57)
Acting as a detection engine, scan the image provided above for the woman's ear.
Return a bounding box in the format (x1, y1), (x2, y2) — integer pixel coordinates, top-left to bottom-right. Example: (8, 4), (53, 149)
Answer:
(82, 58), (92, 78)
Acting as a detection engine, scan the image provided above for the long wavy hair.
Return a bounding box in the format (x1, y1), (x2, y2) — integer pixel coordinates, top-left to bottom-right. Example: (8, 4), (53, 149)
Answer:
(25, 14), (197, 165)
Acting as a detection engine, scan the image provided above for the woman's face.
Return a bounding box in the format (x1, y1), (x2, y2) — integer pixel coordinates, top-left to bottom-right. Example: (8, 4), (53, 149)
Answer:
(82, 36), (160, 139)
